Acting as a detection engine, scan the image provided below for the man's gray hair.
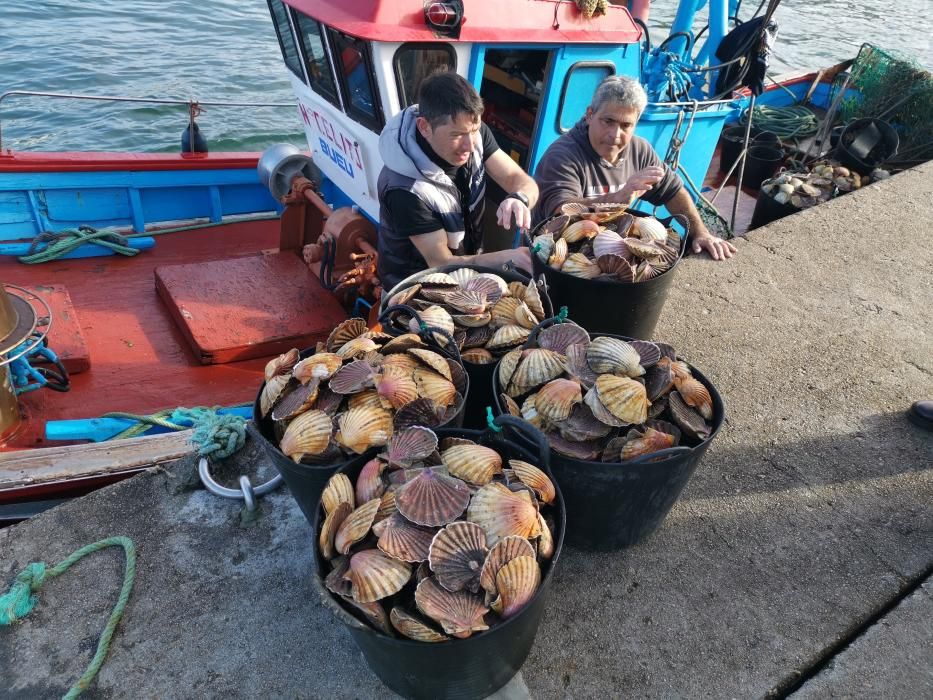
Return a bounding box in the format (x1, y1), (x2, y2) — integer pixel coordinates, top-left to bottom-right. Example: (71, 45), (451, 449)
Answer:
(589, 75), (648, 114)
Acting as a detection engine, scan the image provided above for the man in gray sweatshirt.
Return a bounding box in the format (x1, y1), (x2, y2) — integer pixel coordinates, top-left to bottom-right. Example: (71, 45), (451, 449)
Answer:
(376, 72), (539, 291)
(533, 75), (736, 261)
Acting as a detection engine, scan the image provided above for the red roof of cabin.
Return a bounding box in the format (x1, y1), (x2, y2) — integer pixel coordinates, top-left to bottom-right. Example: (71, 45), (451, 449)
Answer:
(284, 0), (642, 44)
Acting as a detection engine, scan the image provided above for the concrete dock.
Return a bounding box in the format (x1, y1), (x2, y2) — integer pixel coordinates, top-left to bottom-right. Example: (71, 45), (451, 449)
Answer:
(2, 163), (931, 699)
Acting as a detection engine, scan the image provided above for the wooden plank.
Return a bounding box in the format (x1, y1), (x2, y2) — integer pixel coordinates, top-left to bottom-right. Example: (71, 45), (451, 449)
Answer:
(0, 429), (195, 490)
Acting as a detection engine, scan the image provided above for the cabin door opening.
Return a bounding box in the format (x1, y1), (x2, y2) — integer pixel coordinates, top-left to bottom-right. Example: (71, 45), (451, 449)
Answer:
(478, 47), (552, 251)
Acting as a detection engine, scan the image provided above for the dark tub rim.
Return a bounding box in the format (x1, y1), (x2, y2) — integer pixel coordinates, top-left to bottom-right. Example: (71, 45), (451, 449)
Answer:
(311, 415), (566, 648)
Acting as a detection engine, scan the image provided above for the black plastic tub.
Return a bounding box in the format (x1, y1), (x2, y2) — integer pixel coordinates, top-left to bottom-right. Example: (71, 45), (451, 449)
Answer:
(720, 126), (781, 175)
(835, 117), (899, 175)
(528, 210), (687, 339)
(312, 416), (565, 700)
(749, 188), (800, 230)
(492, 331), (725, 551)
(380, 264), (552, 431)
(250, 341), (469, 528)
(743, 145), (784, 190)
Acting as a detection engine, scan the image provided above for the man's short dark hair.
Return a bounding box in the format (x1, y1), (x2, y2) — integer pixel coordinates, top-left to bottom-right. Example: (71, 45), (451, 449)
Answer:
(417, 72), (484, 128)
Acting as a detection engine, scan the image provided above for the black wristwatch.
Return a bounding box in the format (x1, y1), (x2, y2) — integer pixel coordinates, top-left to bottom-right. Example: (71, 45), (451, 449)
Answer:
(505, 191), (529, 207)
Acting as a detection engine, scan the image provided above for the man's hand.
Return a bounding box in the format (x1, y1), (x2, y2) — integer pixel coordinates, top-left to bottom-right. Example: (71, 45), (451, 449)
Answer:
(620, 166), (665, 203)
(691, 233), (737, 261)
(496, 197), (532, 231)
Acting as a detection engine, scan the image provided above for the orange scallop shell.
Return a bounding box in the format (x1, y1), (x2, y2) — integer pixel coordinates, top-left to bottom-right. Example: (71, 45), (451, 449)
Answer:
(428, 521), (489, 593)
(390, 607), (449, 642)
(348, 549), (412, 603)
(508, 459), (555, 504)
(334, 498), (381, 555)
(479, 536), (536, 597)
(467, 482), (540, 545)
(279, 409), (333, 462)
(414, 577), (489, 638)
(534, 378), (583, 422)
(490, 555), (540, 619)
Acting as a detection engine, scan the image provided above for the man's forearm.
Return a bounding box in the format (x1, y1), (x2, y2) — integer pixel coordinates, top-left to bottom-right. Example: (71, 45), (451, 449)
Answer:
(663, 188), (710, 239)
(502, 171), (539, 208)
(461, 248), (529, 268)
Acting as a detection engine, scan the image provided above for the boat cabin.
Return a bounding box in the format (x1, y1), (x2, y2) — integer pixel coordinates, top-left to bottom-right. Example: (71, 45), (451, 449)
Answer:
(266, 0), (646, 234)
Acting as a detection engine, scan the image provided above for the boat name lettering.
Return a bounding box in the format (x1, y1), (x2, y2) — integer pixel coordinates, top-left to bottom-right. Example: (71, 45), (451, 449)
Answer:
(319, 138), (355, 178)
(299, 102), (363, 170)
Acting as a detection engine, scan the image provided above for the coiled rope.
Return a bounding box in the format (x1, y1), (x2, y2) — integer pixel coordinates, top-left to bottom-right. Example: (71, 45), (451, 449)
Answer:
(0, 537), (137, 699)
(740, 104), (819, 140)
(102, 406), (247, 459)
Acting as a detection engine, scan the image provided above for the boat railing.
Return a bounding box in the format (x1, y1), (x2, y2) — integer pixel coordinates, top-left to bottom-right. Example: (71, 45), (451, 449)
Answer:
(0, 90), (296, 152)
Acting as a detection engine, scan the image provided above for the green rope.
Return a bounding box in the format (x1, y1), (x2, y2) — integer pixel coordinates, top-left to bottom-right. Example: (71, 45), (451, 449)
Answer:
(740, 104), (819, 140)
(103, 405), (247, 459)
(19, 227), (139, 264)
(554, 306), (569, 323)
(0, 537), (137, 699)
(485, 407), (502, 432)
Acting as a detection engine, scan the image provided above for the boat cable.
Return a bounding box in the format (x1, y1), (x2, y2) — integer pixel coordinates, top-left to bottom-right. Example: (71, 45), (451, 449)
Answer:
(0, 536), (137, 700)
(741, 103), (819, 139)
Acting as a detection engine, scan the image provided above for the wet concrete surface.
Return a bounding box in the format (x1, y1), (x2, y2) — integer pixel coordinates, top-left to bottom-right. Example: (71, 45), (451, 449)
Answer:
(1, 163), (932, 698)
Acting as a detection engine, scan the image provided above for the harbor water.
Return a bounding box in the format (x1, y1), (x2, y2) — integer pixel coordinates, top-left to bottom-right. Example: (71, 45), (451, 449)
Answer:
(1, 0), (931, 153)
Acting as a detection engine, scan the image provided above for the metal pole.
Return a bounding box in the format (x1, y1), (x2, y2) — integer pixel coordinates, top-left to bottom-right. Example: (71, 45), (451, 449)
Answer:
(731, 93), (756, 232)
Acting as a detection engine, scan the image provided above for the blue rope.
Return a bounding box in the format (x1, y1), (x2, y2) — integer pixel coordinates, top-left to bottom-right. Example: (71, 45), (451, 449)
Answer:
(171, 407), (247, 460)
(486, 407), (502, 432)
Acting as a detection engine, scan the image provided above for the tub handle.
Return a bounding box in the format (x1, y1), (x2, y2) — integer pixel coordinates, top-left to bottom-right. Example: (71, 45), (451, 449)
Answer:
(490, 414), (552, 477)
(623, 445), (693, 465)
(379, 303), (463, 366)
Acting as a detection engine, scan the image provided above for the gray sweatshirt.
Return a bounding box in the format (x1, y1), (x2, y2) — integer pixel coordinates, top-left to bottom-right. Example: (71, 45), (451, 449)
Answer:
(532, 118), (682, 224)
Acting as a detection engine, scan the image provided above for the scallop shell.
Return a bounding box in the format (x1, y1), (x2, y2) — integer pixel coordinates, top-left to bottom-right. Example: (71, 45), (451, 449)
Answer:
(523, 281), (546, 320)
(322, 473), (355, 515)
(445, 289), (487, 315)
(628, 340), (661, 368)
(479, 536), (536, 596)
(595, 375), (649, 425)
(384, 425), (438, 468)
(390, 607), (449, 643)
(500, 393), (521, 417)
(329, 360), (376, 395)
(326, 318), (369, 352)
(324, 555), (352, 597)
(387, 284), (421, 308)
(336, 406), (393, 454)
(462, 324), (494, 349)
(513, 301), (539, 330)
(535, 378), (583, 422)
(270, 378), (319, 421)
(674, 374), (714, 420)
(624, 237), (665, 260)
(372, 366), (419, 410)
(562, 252), (602, 279)
(376, 512), (439, 563)
(375, 489), (398, 523)
(533, 232), (555, 262)
(393, 398), (444, 431)
(556, 401), (613, 441)
(462, 348), (495, 364)
(561, 219), (600, 243)
(497, 347), (523, 394)
(429, 521), (489, 593)
(586, 336), (645, 377)
(319, 501), (352, 560)
(658, 356), (691, 380)
(490, 555), (540, 619)
(452, 312), (492, 328)
(583, 385), (625, 427)
(646, 418), (682, 444)
(447, 359), (468, 395)
(381, 352), (419, 374)
(519, 393), (547, 430)
(508, 460), (555, 504)
(344, 598), (393, 636)
(348, 389), (384, 412)
(418, 271), (459, 288)
(441, 444), (503, 486)
(336, 336), (379, 360)
(592, 229), (628, 259)
(536, 513), (554, 560)
(411, 305), (455, 343)
(464, 275), (504, 304)
(537, 322), (590, 354)
(264, 348), (300, 381)
(448, 267), (479, 286)
(293, 353), (343, 384)
(467, 482), (540, 545)
(547, 432), (603, 461)
(380, 333), (425, 354)
(539, 214), (571, 236)
(354, 459), (386, 504)
(420, 287), (454, 304)
(633, 216), (669, 242)
(560, 201), (588, 216)
(656, 342), (677, 361)
(510, 348), (566, 391)
(412, 367), (457, 407)
(548, 237), (568, 268)
(564, 343), (598, 389)
(668, 390), (711, 440)
(596, 253), (634, 277)
(644, 363), (675, 401)
(396, 468), (471, 527)
(620, 426), (677, 461)
(260, 374), (290, 418)
(487, 324), (530, 351)
(408, 348), (453, 381)
(490, 296), (522, 328)
(635, 260), (661, 282)
(414, 577), (489, 638)
(335, 498), (381, 555)
(348, 549), (412, 603)
(280, 409), (333, 462)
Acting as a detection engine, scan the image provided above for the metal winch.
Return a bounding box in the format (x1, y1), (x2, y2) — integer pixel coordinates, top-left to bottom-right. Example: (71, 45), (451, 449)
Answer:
(0, 284), (63, 442)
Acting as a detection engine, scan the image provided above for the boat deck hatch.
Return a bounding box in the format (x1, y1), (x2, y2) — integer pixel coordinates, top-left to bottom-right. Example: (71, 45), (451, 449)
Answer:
(155, 252), (348, 365)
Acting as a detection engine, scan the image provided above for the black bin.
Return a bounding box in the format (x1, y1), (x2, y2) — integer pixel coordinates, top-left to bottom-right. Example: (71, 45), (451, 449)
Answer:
(380, 265), (552, 431)
(251, 340), (469, 527)
(529, 211), (687, 338)
(492, 331), (725, 551)
(313, 417), (565, 700)
(749, 188), (800, 230)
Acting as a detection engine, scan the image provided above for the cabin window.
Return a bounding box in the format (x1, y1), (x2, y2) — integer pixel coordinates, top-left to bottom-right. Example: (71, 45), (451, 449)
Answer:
(293, 13), (341, 108)
(266, 0), (303, 80)
(393, 44), (457, 108)
(557, 62), (616, 132)
(328, 30), (384, 132)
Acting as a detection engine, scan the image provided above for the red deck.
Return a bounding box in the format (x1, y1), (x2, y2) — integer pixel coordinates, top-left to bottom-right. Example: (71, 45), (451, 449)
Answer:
(0, 220), (292, 449)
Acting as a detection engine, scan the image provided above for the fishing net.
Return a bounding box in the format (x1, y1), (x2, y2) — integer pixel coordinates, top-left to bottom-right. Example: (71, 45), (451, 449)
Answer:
(837, 43), (933, 169)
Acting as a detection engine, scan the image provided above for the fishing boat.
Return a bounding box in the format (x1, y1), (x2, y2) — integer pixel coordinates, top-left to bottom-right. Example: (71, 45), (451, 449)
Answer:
(1, 0), (926, 520)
